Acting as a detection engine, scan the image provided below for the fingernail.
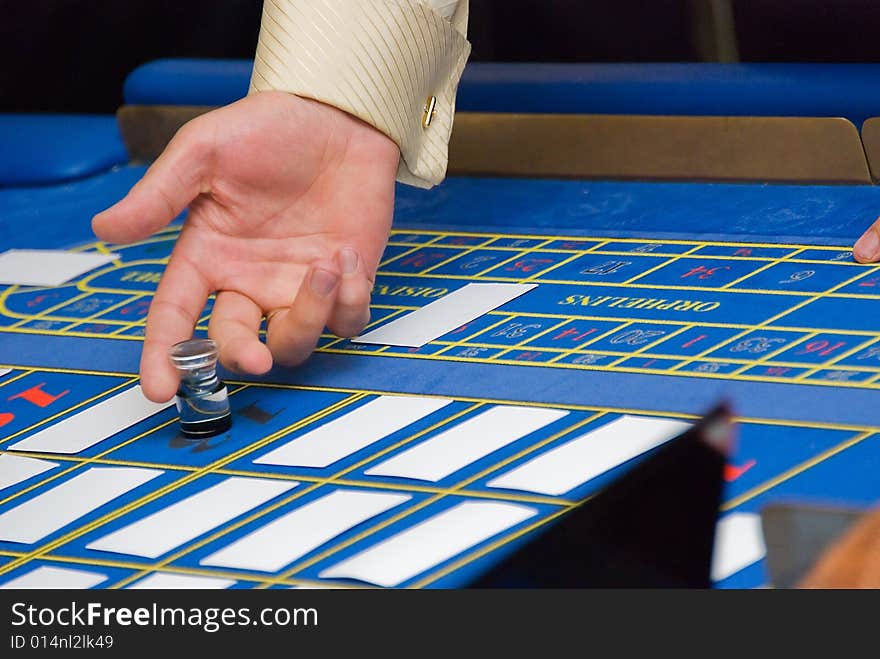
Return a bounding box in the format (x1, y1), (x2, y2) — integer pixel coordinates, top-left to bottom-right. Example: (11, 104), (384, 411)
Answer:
(310, 268), (339, 296)
(854, 228), (880, 262)
(340, 248), (359, 275)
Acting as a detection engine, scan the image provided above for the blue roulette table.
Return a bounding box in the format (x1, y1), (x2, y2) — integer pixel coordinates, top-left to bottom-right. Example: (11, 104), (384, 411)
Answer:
(0, 61), (879, 590)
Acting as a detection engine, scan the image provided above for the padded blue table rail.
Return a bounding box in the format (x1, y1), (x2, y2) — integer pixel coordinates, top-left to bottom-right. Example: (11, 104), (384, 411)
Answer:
(125, 59), (880, 126)
(0, 114), (127, 187)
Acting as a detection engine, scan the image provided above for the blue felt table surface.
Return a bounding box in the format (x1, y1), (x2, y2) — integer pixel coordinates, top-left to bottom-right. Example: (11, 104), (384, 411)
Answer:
(2, 167), (879, 590)
(2, 165), (878, 250)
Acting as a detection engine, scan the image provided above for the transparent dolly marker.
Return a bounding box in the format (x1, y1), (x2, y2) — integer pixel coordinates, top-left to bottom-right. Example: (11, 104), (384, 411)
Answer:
(168, 338), (232, 438)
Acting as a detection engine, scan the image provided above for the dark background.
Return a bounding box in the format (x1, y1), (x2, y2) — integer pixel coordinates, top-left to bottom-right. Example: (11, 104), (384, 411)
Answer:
(2, 0), (880, 113)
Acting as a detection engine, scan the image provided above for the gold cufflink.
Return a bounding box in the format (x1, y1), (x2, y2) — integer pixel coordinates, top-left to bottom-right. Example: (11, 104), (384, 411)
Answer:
(422, 95), (437, 128)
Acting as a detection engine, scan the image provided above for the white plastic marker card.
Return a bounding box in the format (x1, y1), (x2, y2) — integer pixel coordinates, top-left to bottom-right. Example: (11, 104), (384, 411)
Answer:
(10, 385), (173, 455)
(0, 454), (58, 492)
(0, 368), (10, 379)
(127, 573), (236, 590)
(87, 477), (298, 559)
(255, 395), (453, 469)
(320, 500), (538, 587)
(365, 405), (569, 482)
(710, 512), (767, 582)
(0, 466), (163, 544)
(0, 566), (108, 590)
(352, 283), (537, 348)
(200, 489), (411, 573)
(0, 249), (119, 287)
(486, 415), (692, 496)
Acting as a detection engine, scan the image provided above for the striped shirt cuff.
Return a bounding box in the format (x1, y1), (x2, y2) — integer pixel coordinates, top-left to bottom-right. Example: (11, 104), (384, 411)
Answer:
(249, 0), (471, 189)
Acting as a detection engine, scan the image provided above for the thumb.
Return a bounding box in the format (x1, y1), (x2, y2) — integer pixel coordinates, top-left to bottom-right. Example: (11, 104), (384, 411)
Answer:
(92, 120), (212, 244)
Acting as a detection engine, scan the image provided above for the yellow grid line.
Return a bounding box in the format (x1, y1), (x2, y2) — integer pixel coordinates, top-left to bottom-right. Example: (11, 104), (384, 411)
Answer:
(0, 384), (250, 509)
(94, 242), (124, 268)
(431, 314), (519, 358)
(417, 236), (498, 274)
(793, 335), (880, 383)
(255, 412), (608, 588)
(6, 552), (364, 589)
(516, 239), (612, 284)
(721, 431), (876, 510)
(619, 243), (706, 285)
(74, 258), (166, 295)
(471, 239), (555, 278)
(376, 234), (446, 269)
(0, 374), (870, 589)
(718, 247), (809, 290)
(605, 323), (695, 368)
(373, 268), (880, 299)
(9, 303), (871, 343)
(728, 331), (820, 377)
(317, 344), (880, 391)
(379, 228), (855, 250)
(0, 369), (35, 389)
(105, 401), (485, 589)
(0, 418), (179, 510)
(411, 505), (576, 588)
(484, 317), (574, 362)
(316, 307), (412, 352)
(0, 229), (876, 588)
(0, 450), (576, 507)
(348, 339), (880, 373)
(0, 390), (366, 579)
(492, 319), (633, 363)
(0, 377), (139, 448)
(59, 293), (147, 333)
(668, 264), (880, 374)
(6, 290), (95, 330)
(385, 243), (872, 266)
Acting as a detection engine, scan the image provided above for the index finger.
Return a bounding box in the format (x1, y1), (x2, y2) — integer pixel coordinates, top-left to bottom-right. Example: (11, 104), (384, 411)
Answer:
(141, 254), (211, 402)
(854, 217), (880, 263)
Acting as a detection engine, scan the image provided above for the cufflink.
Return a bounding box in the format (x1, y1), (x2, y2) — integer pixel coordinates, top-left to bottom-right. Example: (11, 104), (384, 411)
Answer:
(422, 95), (437, 128)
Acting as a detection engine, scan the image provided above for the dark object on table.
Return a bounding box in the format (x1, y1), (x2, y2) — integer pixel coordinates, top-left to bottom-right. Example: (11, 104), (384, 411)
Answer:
(467, 402), (734, 588)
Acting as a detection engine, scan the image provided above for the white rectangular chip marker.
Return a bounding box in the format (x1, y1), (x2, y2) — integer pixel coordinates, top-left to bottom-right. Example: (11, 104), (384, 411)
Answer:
(254, 395), (453, 468)
(86, 477), (298, 559)
(486, 415), (692, 496)
(0, 454), (58, 492)
(10, 385), (173, 455)
(0, 249), (119, 286)
(711, 512), (766, 582)
(200, 489), (411, 572)
(352, 283), (537, 347)
(0, 466), (163, 544)
(319, 500), (538, 587)
(0, 566), (107, 589)
(365, 405), (569, 482)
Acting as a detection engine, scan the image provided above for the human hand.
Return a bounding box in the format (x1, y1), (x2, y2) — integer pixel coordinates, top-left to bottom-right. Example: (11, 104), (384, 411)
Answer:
(799, 507), (880, 588)
(854, 220), (880, 263)
(93, 91), (400, 402)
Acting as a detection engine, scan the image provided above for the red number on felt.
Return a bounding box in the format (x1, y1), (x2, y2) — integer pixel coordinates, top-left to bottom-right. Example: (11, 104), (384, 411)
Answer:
(681, 334), (707, 349)
(504, 258), (555, 273)
(796, 340), (846, 357)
